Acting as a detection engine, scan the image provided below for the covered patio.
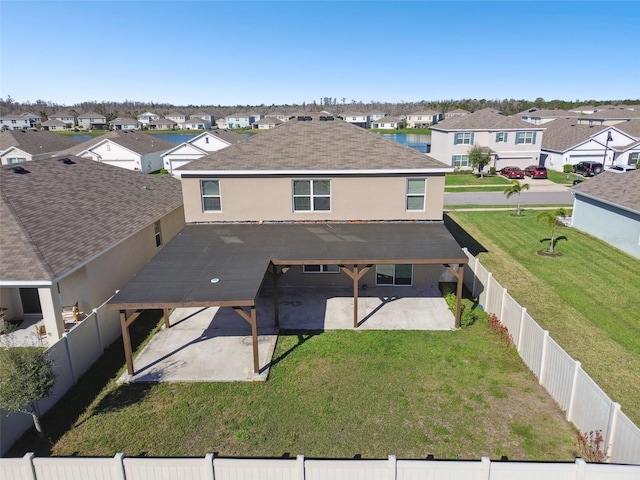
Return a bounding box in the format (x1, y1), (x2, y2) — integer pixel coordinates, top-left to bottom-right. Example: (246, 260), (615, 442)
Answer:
(107, 222), (468, 380)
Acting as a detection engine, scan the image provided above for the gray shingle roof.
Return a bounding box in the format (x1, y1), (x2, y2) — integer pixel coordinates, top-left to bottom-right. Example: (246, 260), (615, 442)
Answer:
(541, 118), (607, 152)
(150, 118), (177, 125)
(254, 117), (282, 125)
(582, 109), (640, 120)
(374, 116), (402, 123)
(0, 130), (79, 155)
(519, 108), (575, 118)
(610, 120), (640, 138)
(0, 156), (183, 281)
(571, 170), (640, 214)
(409, 110), (439, 116)
(59, 130), (176, 156)
(78, 112), (106, 119)
(432, 108), (541, 131)
(179, 115), (449, 172)
(41, 119), (67, 127)
(205, 129), (245, 144)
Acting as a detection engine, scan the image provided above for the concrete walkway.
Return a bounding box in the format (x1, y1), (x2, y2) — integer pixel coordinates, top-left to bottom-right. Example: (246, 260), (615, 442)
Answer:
(118, 286), (454, 383)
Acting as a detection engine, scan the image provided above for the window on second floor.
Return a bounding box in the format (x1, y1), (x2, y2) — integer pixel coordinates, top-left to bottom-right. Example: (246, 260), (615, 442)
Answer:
(629, 152), (639, 165)
(293, 179), (331, 212)
(201, 179), (221, 212)
(454, 132), (474, 145)
(154, 221), (162, 247)
(7, 157), (26, 164)
(406, 178), (426, 211)
(515, 131), (536, 144)
(495, 132), (508, 143)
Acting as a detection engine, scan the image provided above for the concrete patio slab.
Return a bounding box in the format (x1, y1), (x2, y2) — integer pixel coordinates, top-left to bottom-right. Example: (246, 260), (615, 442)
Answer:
(118, 286), (454, 383)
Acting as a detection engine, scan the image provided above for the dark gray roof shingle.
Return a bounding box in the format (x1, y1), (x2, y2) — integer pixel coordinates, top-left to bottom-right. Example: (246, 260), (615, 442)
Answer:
(0, 130), (80, 155)
(571, 170), (640, 214)
(59, 130), (175, 157)
(541, 118), (607, 152)
(432, 108), (541, 131)
(0, 156), (183, 281)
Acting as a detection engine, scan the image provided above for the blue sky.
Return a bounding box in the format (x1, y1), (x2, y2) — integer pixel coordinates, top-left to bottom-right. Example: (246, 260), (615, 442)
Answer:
(1, 1), (638, 106)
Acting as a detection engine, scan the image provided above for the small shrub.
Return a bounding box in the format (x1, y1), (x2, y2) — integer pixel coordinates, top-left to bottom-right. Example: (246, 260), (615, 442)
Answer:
(439, 283), (485, 329)
(489, 166), (496, 176)
(563, 164), (573, 174)
(487, 314), (513, 346)
(576, 430), (608, 463)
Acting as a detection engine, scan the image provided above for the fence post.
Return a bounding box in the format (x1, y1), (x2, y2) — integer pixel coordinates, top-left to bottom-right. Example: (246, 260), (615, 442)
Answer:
(574, 457), (586, 480)
(93, 307), (104, 353)
(566, 360), (581, 422)
(388, 455), (397, 480)
(20, 452), (36, 480)
(484, 272), (492, 312)
(539, 330), (549, 385)
(296, 454), (305, 480)
(62, 334), (77, 383)
(517, 307), (526, 352)
(500, 288), (507, 322)
(113, 453), (126, 480)
(480, 457), (491, 480)
(605, 402), (621, 462)
(203, 453), (215, 480)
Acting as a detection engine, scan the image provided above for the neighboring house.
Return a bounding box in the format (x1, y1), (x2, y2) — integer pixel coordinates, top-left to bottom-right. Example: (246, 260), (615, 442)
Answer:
(430, 108), (545, 170)
(137, 111), (160, 125)
(406, 110), (442, 128)
(49, 112), (76, 127)
(265, 113), (290, 122)
(191, 112), (215, 125)
(181, 117), (209, 130)
(570, 105), (597, 115)
(576, 108), (640, 126)
(21, 112), (41, 126)
(41, 118), (69, 131)
(60, 130), (176, 173)
(371, 115), (404, 129)
(368, 111), (388, 123)
(541, 119), (640, 172)
(110, 114), (468, 376)
(162, 129), (245, 173)
(340, 112), (369, 128)
(519, 108), (576, 125)
(0, 130), (79, 165)
(0, 115), (33, 131)
(149, 118), (177, 130)
(253, 117), (283, 130)
(444, 109), (470, 119)
(216, 117), (229, 129)
(571, 171), (640, 259)
(226, 113), (257, 129)
(165, 112), (187, 125)
(110, 117), (140, 130)
(0, 156), (184, 341)
(77, 112), (108, 130)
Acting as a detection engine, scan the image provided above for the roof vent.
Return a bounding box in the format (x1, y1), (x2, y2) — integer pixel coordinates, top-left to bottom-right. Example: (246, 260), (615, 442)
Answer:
(326, 116), (334, 121)
(58, 157), (75, 165)
(297, 116), (306, 121)
(304, 116), (312, 121)
(319, 116), (327, 121)
(11, 166), (29, 174)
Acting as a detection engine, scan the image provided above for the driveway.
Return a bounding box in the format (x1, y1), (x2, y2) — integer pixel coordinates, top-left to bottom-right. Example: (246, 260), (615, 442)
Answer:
(118, 286), (454, 383)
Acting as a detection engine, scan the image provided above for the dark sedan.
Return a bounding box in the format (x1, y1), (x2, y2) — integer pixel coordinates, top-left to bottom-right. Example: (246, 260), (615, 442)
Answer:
(524, 165), (548, 179)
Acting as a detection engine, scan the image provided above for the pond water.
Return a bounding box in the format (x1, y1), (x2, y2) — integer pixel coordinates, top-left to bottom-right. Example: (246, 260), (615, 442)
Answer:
(71, 132), (431, 153)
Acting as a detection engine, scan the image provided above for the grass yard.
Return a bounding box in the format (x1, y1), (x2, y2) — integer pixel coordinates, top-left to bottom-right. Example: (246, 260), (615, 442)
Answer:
(445, 186), (509, 193)
(445, 174), (510, 186)
(446, 211), (640, 424)
(10, 315), (578, 460)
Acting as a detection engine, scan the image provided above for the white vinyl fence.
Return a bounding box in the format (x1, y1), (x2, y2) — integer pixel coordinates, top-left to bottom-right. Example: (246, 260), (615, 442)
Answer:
(1, 454), (639, 480)
(0, 296), (122, 455)
(462, 248), (640, 465)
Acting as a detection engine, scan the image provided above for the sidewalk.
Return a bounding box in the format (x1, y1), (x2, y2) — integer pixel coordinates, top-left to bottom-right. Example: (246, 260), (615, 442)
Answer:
(446, 179), (571, 193)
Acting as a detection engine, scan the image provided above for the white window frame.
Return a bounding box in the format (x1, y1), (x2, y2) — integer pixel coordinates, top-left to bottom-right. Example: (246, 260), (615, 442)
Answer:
(7, 157), (26, 164)
(452, 155), (470, 167)
(454, 132), (473, 145)
(303, 264), (340, 274)
(515, 131), (535, 144)
(293, 179), (331, 212)
(376, 264), (413, 286)
(154, 221), (162, 248)
(201, 179), (222, 212)
(495, 132), (508, 143)
(629, 152), (639, 165)
(406, 178), (426, 211)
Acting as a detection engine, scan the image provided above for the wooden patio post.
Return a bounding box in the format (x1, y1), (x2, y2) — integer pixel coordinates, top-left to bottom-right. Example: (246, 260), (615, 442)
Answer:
(271, 263), (280, 328)
(163, 308), (170, 329)
(353, 265), (359, 328)
(455, 265), (465, 328)
(120, 310), (134, 376)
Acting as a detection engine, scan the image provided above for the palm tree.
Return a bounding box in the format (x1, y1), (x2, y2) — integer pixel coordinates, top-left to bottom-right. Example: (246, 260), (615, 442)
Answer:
(537, 208), (568, 253)
(503, 180), (530, 216)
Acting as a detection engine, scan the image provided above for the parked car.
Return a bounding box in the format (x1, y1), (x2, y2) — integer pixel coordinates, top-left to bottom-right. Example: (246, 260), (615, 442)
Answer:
(572, 161), (603, 177)
(524, 165), (548, 179)
(608, 164), (637, 173)
(500, 166), (524, 179)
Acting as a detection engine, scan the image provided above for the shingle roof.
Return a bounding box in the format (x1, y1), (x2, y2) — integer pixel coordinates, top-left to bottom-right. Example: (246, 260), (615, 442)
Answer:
(571, 170), (640, 214)
(409, 110), (439, 116)
(375, 116), (402, 123)
(254, 117), (282, 125)
(59, 130), (175, 156)
(519, 108), (575, 118)
(612, 120), (640, 138)
(432, 108), (541, 131)
(180, 115), (449, 172)
(582, 109), (640, 120)
(0, 156), (183, 281)
(204, 129), (245, 145)
(541, 118), (607, 152)
(0, 130), (79, 154)
(184, 117), (206, 124)
(150, 118), (177, 125)
(447, 108), (470, 114)
(78, 112), (106, 119)
(109, 117), (139, 125)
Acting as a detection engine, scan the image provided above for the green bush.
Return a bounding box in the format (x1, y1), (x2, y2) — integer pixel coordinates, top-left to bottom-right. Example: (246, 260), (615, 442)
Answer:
(489, 166), (496, 175)
(439, 283), (486, 328)
(563, 164), (573, 174)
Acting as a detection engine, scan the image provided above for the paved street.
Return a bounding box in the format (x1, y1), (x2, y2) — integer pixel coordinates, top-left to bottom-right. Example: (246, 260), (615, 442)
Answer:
(444, 180), (574, 206)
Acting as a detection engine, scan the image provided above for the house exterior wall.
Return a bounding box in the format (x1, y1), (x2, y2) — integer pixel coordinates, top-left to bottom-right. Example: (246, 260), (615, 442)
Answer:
(163, 144), (207, 173)
(572, 195), (640, 259)
(78, 117), (107, 129)
(52, 116), (75, 126)
(430, 129), (543, 169)
(140, 151), (166, 173)
(226, 116), (254, 129)
(0, 117), (32, 130)
(182, 175), (445, 223)
(190, 135), (230, 152)
(0, 147), (32, 165)
(90, 142), (141, 170)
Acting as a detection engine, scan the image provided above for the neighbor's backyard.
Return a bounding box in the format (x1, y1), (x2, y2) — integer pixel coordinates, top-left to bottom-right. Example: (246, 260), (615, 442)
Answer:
(446, 210), (640, 426)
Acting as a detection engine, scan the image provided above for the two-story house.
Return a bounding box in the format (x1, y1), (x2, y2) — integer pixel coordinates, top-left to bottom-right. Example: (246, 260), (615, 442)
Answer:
(430, 108), (545, 170)
(253, 117), (283, 130)
(191, 112), (215, 125)
(371, 115), (404, 129)
(339, 112), (369, 128)
(109, 117), (140, 130)
(444, 109), (470, 119)
(165, 112), (187, 126)
(226, 113), (257, 129)
(406, 110), (442, 128)
(0, 115), (33, 131)
(49, 112), (76, 128)
(108, 114), (469, 375)
(0, 130), (79, 165)
(576, 108), (640, 127)
(518, 108), (576, 125)
(137, 111), (160, 126)
(77, 112), (108, 130)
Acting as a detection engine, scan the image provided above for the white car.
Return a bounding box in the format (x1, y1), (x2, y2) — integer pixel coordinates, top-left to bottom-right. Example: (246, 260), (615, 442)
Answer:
(608, 164), (637, 173)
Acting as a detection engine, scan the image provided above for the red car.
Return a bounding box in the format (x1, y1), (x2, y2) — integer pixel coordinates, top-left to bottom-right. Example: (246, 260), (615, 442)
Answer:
(500, 166), (524, 179)
(524, 165), (548, 179)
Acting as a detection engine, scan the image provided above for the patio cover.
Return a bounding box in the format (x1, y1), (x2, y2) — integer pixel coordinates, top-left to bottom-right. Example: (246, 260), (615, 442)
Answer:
(108, 222), (468, 376)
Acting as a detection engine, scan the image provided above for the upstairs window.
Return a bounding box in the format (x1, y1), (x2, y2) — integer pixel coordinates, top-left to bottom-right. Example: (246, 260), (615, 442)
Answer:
(293, 180), (331, 212)
(201, 180), (221, 212)
(406, 178), (426, 211)
(495, 132), (508, 143)
(515, 131), (536, 144)
(154, 221), (162, 247)
(454, 132), (474, 145)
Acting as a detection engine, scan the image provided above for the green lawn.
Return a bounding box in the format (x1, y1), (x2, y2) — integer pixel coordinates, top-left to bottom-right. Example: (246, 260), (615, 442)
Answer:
(445, 174), (510, 186)
(10, 312), (578, 460)
(446, 211), (640, 424)
(445, 186), (509, 193)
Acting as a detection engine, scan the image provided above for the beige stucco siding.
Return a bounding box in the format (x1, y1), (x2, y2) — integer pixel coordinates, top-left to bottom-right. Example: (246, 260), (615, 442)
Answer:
(182, 175), (445, 223)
